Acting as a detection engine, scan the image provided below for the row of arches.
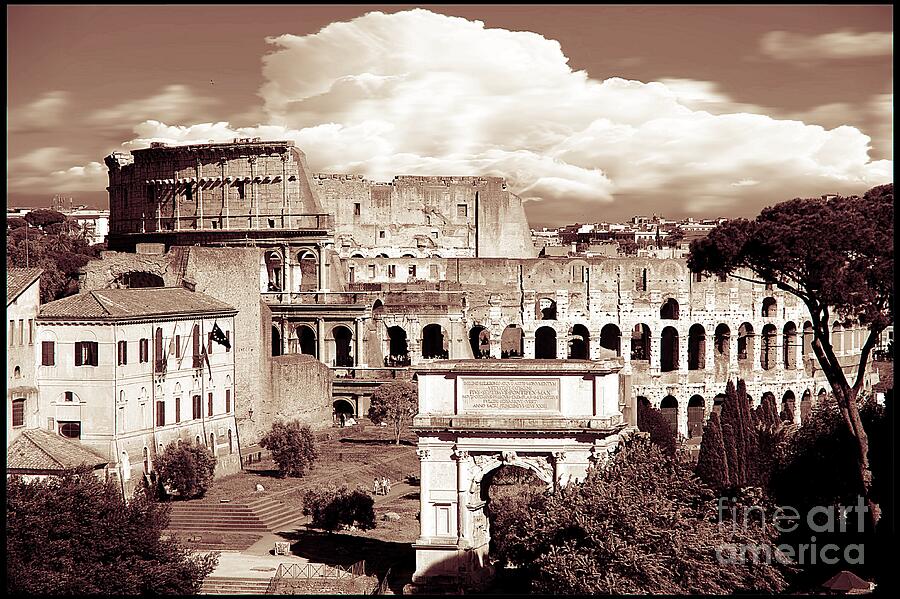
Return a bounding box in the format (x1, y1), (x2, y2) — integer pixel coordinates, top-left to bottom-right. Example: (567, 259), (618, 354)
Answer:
(532, 296), (781, 322)
(262, 249), (318, 293)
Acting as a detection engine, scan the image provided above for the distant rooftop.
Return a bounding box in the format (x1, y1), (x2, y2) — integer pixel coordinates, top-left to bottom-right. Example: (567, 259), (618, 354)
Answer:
(39, 287), (236, 321)
(7, 268), (43, 305)
(7, 429), (109, 472)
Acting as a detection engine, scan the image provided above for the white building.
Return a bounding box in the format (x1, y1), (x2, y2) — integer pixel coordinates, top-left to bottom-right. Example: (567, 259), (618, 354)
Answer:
(35, 287), (240, 495)
(7, 268), (43, 447)
(6, 206), (110, 245)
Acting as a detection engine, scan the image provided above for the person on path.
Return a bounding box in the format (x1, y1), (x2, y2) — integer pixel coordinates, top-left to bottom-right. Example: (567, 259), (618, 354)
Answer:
(381, 476), (389, 496)
(373, 477), (379, 496)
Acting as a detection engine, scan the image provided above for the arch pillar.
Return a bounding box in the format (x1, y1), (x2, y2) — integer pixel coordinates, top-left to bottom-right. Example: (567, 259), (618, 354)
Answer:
(704, 333), (714, 373)
(354, 318), (363, 367)
(316, 319), (325, 364)
(650, 335), (661, 374)
(676, 402), (688, 439)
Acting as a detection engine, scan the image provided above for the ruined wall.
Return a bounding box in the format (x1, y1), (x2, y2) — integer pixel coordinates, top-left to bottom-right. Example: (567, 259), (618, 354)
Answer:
(254, 354), (333, 443)
(105, 141), (322, 236)
(315, 174), (535, 259)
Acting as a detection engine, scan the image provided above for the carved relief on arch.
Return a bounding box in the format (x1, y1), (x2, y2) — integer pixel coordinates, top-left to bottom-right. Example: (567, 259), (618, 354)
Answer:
(467, 451), (554, 503)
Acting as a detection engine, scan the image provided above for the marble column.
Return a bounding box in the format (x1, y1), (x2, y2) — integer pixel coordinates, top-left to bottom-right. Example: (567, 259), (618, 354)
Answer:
(316, 319), (326, 364)
(354, 318), (363, 367)
(453, 447), (469, 545)
(416, 449), (432, 539)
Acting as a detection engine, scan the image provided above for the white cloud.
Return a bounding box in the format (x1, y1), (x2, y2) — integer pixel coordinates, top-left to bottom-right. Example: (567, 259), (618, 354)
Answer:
(89, 84), (219, 126)
(760, 29), (893, 62)
(9, 160), (106, 193)
(8, 91), (70, 132)
(43, 9), (891, 222)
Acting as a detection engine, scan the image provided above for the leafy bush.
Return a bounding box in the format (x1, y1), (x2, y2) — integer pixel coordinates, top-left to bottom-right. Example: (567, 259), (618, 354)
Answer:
(636, 400), (676, 455)
(6, 467), (217, 594)
(368, 381), (418, 444)
(155, 441), (217, 500)
(259, 420), (318, 478)
(302, 485), (376, 532)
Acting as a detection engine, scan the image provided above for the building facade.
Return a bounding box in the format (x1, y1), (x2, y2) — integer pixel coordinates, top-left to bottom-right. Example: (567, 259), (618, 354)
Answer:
(35, 287), (240, 496)
(7, 268), (43, 447)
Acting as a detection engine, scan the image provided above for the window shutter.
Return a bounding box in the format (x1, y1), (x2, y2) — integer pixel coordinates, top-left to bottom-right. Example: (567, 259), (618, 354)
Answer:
(75, 342), (83, 366)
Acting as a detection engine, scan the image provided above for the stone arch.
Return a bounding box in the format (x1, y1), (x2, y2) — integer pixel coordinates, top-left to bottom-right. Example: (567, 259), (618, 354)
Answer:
(599, 324), (621, 357)
(469, 326), (491, 359)
(800, 389), (813, 421)
(500, 324), (524, 358)
(762, 296), (777, 318)
(296, 249), (318, 292)
(712, 393), (727, 415)
(271, 325), (282, 357)
(331, 325), (354, 367)
(262, 250), (284, 292)
(783, 322), (797, 369)
(631, 323), (651, 362)
(387, 326), (410, 365)
(687, 395), (705, 438)
(372, 299), (385, 315)
(535, 326), (557, 359)
(660, 298), (679, 320)
(422, 324), (448, 359)
(472, 454), (555, 497)
(761, 324), (777, 370)
(738, 322), (754, 365)
(13, 365), (21, 378)
(113, 271), (164, 288)
(832, 321), (844, 354)
(294, 324), (316, 357)
(688, 324), (706, 370)
(637, 396), (651, 410)
(568, 324), (590, 359)
(714, 324), (730, 370)
(781, 390), (796, 423)
(334, 398), (355, 417)
(660, 395), (678, 434)
(536, 297), (557, 321)
(802, 321), (814, 358)
(660, 326), (679, 372)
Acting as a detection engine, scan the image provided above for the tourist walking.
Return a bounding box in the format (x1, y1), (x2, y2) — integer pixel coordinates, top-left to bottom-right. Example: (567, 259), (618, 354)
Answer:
(381, 476), (389, 496)
(373, 477), (380, 496)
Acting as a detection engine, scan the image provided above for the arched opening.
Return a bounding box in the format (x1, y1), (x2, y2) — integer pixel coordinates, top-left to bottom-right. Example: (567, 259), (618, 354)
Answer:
(713, 393), (727, 415)
(599, 324), (621, 357)
(800, 390), (813, 422)
(738, 323), (754, 366)
(535, 326), (557, 359)
(783, 322), (797, 369)
(802, 321), (814, 360)
(263, 250), (283, 291)
(376, 253), (389, 259)
(481, 465), (549, 574)
(687, 395), (705, 438)
(637, 396), (651, 410)
(335, 399), (355, 423)
(660, 326), (679, 372)
(832, 322), (844, 354)
(536, 297), (557, 320)
(500, 325), (524, 358)
(761, 324), (777, 370)
(781, 390), (796, 423)
(714, 324), (730, 371)
(660, 298), (680, 320)
(297, 325), (317, 357)
(297, 250), (318, 292)
(332, 325), (354, 367)
(631, 324), (651, 362)
(568, 324), (590, 359)
(386, 326), (410, 366)
(114, 271), (165, 288)
(13, 366), (21, 378)
(422, 324), (448, 360)
(271, 325), (282, 357)
(688, 324), (706, 370)
(660, 395), (678, 435)
(762, 296), (777, 318)
(469, 326), (491, 359)
(372, 299), (385, 317)
(818, 388), (828, 403)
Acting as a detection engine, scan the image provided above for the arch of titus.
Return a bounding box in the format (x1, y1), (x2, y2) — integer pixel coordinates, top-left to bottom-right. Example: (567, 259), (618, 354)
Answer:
(410, 358), (634, 590)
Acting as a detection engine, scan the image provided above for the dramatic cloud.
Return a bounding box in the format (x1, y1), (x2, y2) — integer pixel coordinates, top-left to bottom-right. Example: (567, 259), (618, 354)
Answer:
(8, 91), (70, 132)
(760, 29), (893, 62)
(31, 10), (892, 223)
(89, 84), (220, 126)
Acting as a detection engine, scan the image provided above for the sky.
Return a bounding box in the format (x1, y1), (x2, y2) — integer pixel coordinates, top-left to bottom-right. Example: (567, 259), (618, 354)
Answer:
(7, 4), (893, 226)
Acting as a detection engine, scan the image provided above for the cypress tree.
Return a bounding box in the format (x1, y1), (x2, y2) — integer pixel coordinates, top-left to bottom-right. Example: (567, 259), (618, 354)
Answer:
(696, 411), (729, 491)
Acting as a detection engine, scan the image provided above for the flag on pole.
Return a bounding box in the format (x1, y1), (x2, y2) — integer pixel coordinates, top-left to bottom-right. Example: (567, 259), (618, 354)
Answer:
(211, 323), (231, 349)
(202, 344), (213, 381)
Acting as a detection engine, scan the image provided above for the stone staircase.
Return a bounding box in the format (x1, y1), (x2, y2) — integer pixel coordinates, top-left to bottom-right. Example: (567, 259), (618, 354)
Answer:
(199, 576), (272, 595)
(166, 495), (306, 534)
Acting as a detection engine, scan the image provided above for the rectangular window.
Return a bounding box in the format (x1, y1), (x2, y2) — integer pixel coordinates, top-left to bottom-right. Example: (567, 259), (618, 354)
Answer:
(42, 341), (56, 366)
(379, 230), (385, 239)
(192, 395), (202, 420)
(156, 401), (166, 427)
(431, 231), (439, 238)
(457, 204), (468, 218)
(117, 406), (126, 434)
(718, 273), (728, 282)
(430, 265), (439, 279)
(12, 399), (25, 427)
(75, 341), (99, 367)
(436, 505), (451, 536)
(409, 265), (417, 278)
(65, 391), (74, 402)
(148, 185), (156, 202)
(694, 272), (703, 283)
(117, 340), (128, 365)
(175, 335), (181, 358)
(9, 320), (15, 346)
(348, 266), (355, 284)
(185, 186), (193, 202)
(634, 268), (647, 292)
(388, 265), (396, 278)
(353, 203), (361, 216)
(28, 320), (33, 345)
(368, 264), (376, 278)
(175, 397), (181, 423)
(268, 218), (276, 228)
(139, 338), (149, 363)
(225, 389), (231, 413)
(208, 393), (214, 417)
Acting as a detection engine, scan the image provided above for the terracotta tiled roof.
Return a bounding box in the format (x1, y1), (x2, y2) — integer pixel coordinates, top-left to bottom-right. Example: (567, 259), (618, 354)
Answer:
(7, 429), (109, 471)
(7, 268), (43, 305)
(38, 287), (236, 321)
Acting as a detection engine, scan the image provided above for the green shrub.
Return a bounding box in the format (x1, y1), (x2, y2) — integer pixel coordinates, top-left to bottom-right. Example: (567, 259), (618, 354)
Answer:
(303, 485), (376, 532)
(259, 420), (318, 478)
(155, 441), (217, 500)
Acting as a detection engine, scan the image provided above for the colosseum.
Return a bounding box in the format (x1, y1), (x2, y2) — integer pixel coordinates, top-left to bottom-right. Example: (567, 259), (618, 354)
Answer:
(94, 138), (875, 443)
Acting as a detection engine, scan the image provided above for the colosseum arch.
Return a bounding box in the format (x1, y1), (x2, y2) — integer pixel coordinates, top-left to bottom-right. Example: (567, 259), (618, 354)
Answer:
(714, 324), (730, 371)
(761, 324), (777, 370)
(687, 395), (705, 438)
(296, 324), (316, 357)
(688, 324), (706, 370)
(660, 326), (679, 372)
(387, 325), (410, 364)
(800, 389), (813, 421)
(831, 321), (844, 354)
(331, 325), (354, 367)
(712, 393), (727, 415)
(296, 249), (318, 292)
(262, 250), (284, 292)
(631, 324), (651, 363)
(535, 326), (557, 359)
(271, 325), (282, 357)
(500, 325), (524, 358)
(536, 297), (557, 321)
(762, 296), (777, 318)
(422, 324), (448, 359)
(469, 326), (491, 359)
(660, 395), (678, 435)
(660, 298), (680, 320)
(783, 322), (798, 369)
(738, 322), (755, 366)
(781, 390), (797, 423)
(568, 324), (590, 359)
(599, 324), (621, 357)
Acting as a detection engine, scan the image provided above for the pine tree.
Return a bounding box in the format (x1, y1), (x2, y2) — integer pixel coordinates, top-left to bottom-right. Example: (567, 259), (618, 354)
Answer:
(696, 411), (729, 491)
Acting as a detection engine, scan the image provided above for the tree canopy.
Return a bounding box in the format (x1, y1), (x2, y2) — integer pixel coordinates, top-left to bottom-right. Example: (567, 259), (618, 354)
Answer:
(258, 420), (319, 477)
(368, 380), (418, 445)
(155, 441), (217, 500)
(6, 468), (218, 595)
(687, 184), (893, 522)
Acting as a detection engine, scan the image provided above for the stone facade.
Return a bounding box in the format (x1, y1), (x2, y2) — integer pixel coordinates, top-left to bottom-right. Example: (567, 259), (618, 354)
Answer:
(7, 269), (42, 447)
